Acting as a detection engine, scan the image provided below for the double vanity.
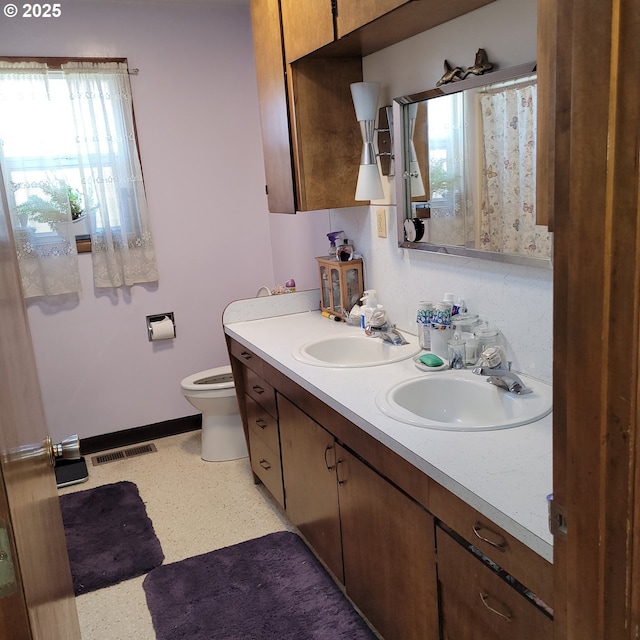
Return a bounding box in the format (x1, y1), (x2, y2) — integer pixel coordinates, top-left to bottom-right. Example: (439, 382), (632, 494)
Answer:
(224, 291), (553, 640)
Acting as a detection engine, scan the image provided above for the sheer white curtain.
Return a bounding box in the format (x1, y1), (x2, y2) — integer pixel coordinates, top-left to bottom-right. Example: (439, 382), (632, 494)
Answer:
(478, 79), (551, 257)
(62, 61), (158, 288)
(0, 62), (81, 298)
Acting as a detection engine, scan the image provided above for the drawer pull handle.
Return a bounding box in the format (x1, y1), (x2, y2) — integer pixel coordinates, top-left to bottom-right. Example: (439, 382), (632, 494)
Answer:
(472, 523), (508, 552)
(259, 459), (271, 470)
(479, 592), (512, 622)
(324, 445), (335, 471)
(240, 352), (252, 360)
(256, 418), (268, 429)
(252, 385), (265, 395)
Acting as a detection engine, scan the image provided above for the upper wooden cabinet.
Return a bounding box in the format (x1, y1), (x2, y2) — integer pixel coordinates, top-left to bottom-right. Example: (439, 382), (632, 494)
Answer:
(280, 0), (335, 64)
(281, 0), (497, 62)
(250, 0), (363, 213)
(250, 0), (296, 213)
(336, 0), (419, 40)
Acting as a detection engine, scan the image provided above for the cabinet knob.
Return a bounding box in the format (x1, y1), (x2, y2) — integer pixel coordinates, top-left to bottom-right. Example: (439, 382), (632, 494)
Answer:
(241, 352), (252, 360)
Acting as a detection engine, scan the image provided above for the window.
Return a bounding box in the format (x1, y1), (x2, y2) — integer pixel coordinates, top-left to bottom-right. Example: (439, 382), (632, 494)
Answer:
(0, 59), (158, 297)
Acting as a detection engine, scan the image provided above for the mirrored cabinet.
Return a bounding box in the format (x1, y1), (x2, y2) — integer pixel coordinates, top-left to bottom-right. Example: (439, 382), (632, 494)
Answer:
(394, 62), (553, 268)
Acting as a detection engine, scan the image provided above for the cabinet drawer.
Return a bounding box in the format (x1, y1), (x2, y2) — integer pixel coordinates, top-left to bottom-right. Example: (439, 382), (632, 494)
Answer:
(243, 368), (277, 419)
(229, 341), (265, 377)
(248, 428), (284, 507)
(429, 482), (553, 607)
(437, 528), (553, 640)
(246, 395), (279, 453)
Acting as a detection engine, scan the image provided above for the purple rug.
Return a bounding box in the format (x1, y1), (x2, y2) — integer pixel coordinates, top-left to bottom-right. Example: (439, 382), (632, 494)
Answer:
(60, 481), (164, 596)
(143, 531), (377, 640)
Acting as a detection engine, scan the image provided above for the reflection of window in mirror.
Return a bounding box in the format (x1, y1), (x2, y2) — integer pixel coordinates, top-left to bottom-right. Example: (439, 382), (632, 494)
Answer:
(426, 93), (466, 247)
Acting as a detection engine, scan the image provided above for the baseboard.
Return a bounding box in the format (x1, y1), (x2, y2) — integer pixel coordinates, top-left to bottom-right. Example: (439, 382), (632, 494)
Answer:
(80, 414), (202, 455)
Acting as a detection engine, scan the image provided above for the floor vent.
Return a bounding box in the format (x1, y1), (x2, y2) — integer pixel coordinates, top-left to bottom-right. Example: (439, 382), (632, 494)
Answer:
(91, 442), (158, 466)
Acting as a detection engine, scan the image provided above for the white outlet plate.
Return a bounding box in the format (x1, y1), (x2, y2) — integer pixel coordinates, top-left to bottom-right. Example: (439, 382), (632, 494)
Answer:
(376, 209), (387, 238)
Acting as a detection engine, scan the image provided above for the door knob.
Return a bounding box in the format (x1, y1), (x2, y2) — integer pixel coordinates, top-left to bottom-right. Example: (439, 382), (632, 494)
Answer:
(5, 434), (81, 466)
(46, 435), (81, 466)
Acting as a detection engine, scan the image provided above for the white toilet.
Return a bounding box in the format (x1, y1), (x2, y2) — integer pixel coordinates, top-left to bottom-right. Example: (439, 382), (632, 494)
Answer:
(180, 365), (248, 462)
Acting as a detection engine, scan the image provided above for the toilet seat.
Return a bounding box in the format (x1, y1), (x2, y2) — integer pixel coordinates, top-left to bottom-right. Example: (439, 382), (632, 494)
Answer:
(181, 365), (234, 392)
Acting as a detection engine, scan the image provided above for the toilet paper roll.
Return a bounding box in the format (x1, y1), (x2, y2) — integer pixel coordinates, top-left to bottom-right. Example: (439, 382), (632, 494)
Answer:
(150, 316), (175, 341)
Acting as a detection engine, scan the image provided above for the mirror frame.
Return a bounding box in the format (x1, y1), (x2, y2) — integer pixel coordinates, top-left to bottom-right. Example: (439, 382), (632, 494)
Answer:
(393, 61), (552, 270)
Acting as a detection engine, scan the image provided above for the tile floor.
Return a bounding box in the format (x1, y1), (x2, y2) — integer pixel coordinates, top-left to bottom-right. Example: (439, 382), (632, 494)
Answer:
(59, 430), (292, 640)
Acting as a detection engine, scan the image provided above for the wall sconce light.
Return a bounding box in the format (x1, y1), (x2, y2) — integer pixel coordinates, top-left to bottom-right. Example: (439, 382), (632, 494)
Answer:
(350, 82), (393, 202)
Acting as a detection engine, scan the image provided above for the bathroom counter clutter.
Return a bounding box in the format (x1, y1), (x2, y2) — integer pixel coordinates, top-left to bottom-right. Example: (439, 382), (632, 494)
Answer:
(224, 304), (553, 563)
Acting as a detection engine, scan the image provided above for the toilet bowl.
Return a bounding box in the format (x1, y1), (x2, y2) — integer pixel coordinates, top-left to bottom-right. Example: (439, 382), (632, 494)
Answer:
(180, 365), (248, 462)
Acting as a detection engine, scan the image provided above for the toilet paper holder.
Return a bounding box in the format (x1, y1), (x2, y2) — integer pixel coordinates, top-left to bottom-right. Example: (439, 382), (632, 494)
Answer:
(146, 312), (176, 341)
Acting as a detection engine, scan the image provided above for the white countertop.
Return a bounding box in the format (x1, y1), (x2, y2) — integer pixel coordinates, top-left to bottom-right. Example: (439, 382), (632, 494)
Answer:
(224, 294), (553, 562)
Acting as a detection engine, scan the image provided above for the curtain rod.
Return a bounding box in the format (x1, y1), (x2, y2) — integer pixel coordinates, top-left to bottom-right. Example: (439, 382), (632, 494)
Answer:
(0, 57), (140, 75)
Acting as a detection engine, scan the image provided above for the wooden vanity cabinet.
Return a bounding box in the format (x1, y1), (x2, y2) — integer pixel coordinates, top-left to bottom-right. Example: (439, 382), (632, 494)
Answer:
(429, 481), (553, 607)
(228, 339), (284, 507)
(337, 444), (439, 640)
(279, 394), (440, 640)
(226, 338), (553, 639)
(278, 394), (343, 581)
(437, 527), (553, 640)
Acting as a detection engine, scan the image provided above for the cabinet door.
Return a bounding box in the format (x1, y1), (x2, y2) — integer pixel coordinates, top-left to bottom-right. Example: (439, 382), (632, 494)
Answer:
(278, 395), (343, 582)
(281, 0), (335, 63)
(249, 0), (296, 214)
(337, 445), (440, 640)
(336, 0), (410, 38)
(288, 57), (363, 211)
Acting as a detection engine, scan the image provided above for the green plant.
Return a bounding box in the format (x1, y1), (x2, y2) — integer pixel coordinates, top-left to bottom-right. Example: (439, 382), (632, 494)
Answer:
(428, 157), (455, 197)
(15, 182), (87, 229)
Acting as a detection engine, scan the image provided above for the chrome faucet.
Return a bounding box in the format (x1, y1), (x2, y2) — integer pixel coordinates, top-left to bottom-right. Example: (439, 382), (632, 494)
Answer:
(471, 346), (532, 395)
(366, 323), (409, 345)
(471, 363), (532, 395)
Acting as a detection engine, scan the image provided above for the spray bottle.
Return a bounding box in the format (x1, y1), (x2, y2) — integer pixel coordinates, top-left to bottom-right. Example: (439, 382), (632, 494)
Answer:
(327, 230), (344, 258)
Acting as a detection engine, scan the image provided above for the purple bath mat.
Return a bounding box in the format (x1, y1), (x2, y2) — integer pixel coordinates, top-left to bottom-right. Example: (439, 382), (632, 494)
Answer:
(143, 530), (377, 640)
(60, 481), (164, 596)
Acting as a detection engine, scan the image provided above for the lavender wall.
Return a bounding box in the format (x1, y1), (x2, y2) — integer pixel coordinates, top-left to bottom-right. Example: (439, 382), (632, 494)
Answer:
(1, 1), (326, 441)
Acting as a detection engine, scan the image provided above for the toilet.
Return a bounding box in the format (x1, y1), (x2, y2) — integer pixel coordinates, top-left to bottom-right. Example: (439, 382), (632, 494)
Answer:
(180, 365), (248, 462)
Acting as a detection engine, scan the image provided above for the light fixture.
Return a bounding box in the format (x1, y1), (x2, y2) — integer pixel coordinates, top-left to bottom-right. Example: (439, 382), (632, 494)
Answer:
(350, 82), (385, 201)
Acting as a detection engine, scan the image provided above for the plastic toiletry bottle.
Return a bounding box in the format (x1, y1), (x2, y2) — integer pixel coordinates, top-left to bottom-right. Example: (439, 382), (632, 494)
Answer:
(338, 238), (354, 262)
(416, 301), (433, 349)
(444, 292), (460, 315)
(327, 231), (344, 258)
(360, 290), (378, 330)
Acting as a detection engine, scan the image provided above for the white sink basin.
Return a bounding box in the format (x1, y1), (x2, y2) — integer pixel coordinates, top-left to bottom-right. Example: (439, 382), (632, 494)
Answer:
(376, 369), (552, 431)
(293, 334), (421, 368)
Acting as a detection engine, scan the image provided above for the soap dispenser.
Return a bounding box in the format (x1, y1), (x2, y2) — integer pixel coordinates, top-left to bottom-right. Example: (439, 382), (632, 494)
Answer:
(360, 290), (378, 330)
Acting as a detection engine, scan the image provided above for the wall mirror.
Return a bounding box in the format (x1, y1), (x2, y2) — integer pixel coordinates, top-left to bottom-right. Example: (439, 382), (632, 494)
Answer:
(394, 61), (552, 269)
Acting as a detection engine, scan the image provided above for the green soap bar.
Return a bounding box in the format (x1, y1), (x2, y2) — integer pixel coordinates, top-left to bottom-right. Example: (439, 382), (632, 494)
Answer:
(419, 353), (444, 367)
